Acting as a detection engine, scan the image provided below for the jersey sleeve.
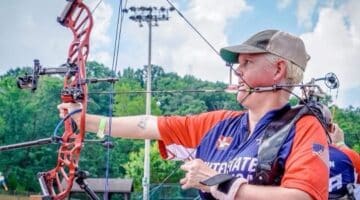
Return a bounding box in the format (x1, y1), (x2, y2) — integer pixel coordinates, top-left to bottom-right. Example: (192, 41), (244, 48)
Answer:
(340, 146), (360, 183)
(281, 115), (329, 200)
(157, 110), (243, 160)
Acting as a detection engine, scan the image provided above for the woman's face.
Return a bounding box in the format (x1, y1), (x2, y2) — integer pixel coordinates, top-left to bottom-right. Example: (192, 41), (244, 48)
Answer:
(234, 53), (278, 105)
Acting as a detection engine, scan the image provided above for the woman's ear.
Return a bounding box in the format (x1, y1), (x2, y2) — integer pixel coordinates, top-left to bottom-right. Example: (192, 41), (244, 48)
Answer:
(273, 60), (287, 82)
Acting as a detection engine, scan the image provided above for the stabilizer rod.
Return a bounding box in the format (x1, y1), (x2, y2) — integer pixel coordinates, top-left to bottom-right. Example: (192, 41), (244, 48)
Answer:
(0, 137), (59, 152)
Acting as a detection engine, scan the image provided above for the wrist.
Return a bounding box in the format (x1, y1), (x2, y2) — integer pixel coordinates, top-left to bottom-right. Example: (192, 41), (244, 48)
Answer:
(209, 177), (247, 200)
(335, 141), (346, 147)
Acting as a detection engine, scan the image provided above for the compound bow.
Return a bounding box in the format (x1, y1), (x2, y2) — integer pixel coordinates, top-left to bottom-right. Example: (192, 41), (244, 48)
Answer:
(17, 0), (94, 199)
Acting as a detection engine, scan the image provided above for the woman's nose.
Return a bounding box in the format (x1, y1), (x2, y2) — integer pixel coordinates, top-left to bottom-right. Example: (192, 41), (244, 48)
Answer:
(234, 65), (243, 77)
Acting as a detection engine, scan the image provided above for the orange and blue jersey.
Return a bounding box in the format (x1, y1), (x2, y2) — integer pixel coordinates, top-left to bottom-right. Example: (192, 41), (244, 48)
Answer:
(157, 104), (329, 199)
(329, 145), (360, 198)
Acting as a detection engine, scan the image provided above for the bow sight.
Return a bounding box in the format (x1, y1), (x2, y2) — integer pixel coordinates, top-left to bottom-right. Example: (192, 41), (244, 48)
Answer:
(17, 59), (76, 91)
(17, 59), (118, 100)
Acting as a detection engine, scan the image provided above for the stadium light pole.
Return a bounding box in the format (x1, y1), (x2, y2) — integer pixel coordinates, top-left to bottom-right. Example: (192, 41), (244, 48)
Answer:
(123, 6), (174, 200)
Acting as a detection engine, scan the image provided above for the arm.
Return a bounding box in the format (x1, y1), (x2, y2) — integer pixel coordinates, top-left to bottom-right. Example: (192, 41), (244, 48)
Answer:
(180, 160), (312, 200)
(330, 123), (360, 182)
(234, 184), (311, 200)
(86, 114), (161, 140)
(339, 146), (360, 183)
(58, 103), (161, 140)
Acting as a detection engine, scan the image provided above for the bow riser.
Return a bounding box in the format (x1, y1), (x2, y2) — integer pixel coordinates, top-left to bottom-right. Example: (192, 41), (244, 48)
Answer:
(39, 0), (93, 199)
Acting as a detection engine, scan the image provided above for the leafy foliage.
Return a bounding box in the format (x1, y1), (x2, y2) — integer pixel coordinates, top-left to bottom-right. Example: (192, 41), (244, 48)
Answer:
(123, 143), (184, 192)
(331, 106), (360, 150)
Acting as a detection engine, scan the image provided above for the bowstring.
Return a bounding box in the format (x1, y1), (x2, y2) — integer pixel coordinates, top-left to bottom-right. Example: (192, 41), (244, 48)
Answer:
(85, 0), (122, 198)
(103, 0), (128, 199)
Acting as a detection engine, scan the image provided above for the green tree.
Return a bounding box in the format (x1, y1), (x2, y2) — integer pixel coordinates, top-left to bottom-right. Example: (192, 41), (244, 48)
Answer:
(123, 143), (184, 192)
(0, 74), (62, 192)
(332, 106), (360, 149)
(1, 63), (360, 194)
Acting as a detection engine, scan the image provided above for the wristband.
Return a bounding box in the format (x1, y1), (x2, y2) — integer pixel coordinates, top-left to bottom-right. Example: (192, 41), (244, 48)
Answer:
(335, 141), (346, 147)
(97, 117), (107, 139)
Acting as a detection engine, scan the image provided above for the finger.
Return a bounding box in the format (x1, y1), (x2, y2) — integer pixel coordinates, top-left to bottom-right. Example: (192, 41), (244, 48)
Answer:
(191, 159), (203, 166)
(57, 103), (71, 112)
(57, 103), (65, 110)
(180, 177), (191, 190)
(179, 177), (187, 185)
(59, 110), (65, 118)
(180, 162), (190, 171)
(57, 103), (82, 110)
(181, 182), (191, 190)
(57, 103), (74, 118)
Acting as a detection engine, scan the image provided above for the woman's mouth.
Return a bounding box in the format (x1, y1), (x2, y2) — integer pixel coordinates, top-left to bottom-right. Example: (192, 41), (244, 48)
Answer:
(225, 84), (239, 93)
(225, 83), (248, 93)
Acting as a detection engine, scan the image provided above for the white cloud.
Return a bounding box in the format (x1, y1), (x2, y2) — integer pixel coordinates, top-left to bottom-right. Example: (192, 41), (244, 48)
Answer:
(116, 0), (251, 83)
(87, 0), (113, 66)
(90, 51), (112, 67)
(341, 0), (360, 35)
(0, 0), (250, 82)
(277, 0), (292, 9)
(0, 0), (113, 73)
(89, 0), (113, 47)
(296, 0), (317, 29)
(0, 1), (70, 72)
(301, 1), (360, 107)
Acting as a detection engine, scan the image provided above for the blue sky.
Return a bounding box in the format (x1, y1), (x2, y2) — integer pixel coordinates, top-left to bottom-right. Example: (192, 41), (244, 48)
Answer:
(0, 0), (359, 108)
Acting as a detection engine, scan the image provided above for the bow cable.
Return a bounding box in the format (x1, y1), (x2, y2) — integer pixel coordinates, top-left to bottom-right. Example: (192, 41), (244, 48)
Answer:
(104, 0), (128, 199)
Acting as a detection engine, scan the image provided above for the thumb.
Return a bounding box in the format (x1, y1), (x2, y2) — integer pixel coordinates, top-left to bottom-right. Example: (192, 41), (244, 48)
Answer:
(57, 103), (82, 118)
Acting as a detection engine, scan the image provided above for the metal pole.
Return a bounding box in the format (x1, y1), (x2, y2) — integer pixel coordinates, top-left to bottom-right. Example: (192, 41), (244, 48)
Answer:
(122, 7), (174, 199)
(143, 20), (152, 200)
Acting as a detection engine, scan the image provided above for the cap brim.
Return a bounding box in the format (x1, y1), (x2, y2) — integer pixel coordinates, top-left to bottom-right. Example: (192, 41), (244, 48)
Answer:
(220, 44), (268, 63)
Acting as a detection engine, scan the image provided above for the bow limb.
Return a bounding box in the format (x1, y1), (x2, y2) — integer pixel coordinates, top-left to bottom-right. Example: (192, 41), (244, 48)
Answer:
(38, 1), (93, 199)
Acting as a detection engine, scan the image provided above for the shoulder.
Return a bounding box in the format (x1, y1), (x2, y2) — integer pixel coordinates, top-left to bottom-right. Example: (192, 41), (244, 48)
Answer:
(281, 115), (329, 200)
(291, 115), (328, 152)
(295, 114), (325, 134)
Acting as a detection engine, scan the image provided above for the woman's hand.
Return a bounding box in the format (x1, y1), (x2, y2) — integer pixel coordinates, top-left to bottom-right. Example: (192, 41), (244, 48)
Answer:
(330, 123), (345, 145)
(57, 103), (82, 124)
(180, 159), (218, 192)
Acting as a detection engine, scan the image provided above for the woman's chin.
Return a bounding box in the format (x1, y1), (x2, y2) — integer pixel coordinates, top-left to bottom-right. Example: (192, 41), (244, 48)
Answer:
(237, 93), (250, 104)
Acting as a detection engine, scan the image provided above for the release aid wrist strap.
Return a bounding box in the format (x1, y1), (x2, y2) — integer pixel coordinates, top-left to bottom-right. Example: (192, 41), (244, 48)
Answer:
(201, 174), (248, 199)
